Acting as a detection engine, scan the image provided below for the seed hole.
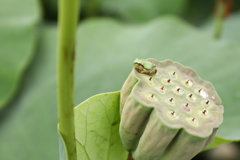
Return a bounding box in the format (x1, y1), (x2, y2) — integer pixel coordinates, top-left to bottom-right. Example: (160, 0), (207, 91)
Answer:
(168, 111), (178, 119)
(173, 86), (184, 95)
(201, 100), (211, 107)
(195, 88), (208, 98)
(163, 78), (172, 85)
(177, 88), (180, 92)
(159, 86), (166, 94)
(169, 70), (178, 79)
(202, 110), (207, 114)
(182, 103), (190, 112)
(146, 93), (157, 100)
(184, 79), (193, 86)
(149, 77), (152, 81)
(187, 93), (196, 101)
(166, 97), (175, 106)
(186, 117), (198, 126)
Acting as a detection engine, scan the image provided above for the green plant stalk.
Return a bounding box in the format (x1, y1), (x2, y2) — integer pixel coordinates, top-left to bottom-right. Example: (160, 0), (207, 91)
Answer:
(214, 0), (225, 39)
(57, 0), (80, 160)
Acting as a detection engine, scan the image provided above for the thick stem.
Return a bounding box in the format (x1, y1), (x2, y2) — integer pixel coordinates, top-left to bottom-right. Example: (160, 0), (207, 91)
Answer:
(57, 0), (80, 160)
(214, 0), (224, 39)
(214, 0), (231, 39)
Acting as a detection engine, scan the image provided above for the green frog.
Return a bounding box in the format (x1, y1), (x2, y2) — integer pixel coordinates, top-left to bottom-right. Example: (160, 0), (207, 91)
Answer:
(133, 58), (157, 75)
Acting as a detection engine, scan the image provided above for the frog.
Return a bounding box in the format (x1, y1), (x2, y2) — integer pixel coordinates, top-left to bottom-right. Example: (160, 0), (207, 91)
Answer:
(133, 58), (157, 75)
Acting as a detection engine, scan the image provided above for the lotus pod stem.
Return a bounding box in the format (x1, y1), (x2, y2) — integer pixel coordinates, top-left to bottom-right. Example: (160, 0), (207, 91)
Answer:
(120, 58), (224, 160)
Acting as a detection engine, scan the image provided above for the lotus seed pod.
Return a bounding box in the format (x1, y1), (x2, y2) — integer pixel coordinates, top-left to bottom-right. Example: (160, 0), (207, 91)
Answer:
(120, 58), (224, 160)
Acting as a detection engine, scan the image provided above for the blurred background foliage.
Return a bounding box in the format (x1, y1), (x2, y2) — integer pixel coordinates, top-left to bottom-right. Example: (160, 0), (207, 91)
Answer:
(0, 0), (240, 160)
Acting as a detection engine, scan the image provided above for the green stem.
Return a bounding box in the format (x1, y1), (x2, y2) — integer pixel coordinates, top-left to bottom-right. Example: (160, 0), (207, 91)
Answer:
(57, 0), (80, 160)
(214, 0), (225, 39)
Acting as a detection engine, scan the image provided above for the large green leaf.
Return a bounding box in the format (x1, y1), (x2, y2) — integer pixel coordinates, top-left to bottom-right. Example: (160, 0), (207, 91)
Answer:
(74, 91), (127, 160)
(0, 26), (58, 160)
(0, 0), (41, 109)
(1, 16), (240, 159)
